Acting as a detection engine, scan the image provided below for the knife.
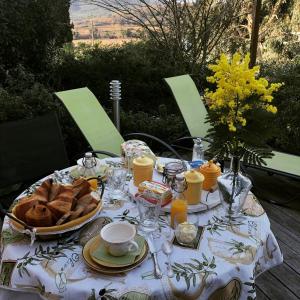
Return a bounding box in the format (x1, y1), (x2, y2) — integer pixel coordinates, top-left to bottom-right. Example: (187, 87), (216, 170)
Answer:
(147, 234), (163, 279)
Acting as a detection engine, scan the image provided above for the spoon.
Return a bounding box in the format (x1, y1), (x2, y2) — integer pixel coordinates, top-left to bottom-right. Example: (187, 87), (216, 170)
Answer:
(162, 240), (174, 278)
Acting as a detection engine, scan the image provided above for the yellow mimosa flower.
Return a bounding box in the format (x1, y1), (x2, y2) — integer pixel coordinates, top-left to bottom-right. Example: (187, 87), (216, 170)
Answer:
(205, 52), (283, 132)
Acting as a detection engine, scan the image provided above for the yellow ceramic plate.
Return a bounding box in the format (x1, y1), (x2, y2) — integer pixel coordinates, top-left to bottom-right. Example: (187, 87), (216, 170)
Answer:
(10, 200), (102, 234)
(83, 235), (148, 274)
(89, 235), (146, 268)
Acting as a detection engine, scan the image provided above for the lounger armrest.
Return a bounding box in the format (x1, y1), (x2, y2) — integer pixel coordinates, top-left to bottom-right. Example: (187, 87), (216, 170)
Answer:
(72, 150), (119, 163)
(92, 150), (120, 158)
(170, 136), (212, 153)
(173, 136), (213, 144)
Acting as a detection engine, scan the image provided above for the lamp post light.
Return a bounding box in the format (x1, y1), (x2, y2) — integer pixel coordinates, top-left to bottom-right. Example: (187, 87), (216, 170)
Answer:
(110, 80), (122, 132)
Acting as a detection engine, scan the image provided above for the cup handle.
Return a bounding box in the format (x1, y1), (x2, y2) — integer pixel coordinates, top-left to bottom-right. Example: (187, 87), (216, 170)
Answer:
(128, 240), (139, 253)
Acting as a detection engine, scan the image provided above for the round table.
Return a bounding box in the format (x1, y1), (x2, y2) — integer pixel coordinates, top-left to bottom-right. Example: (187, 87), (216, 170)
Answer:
(0, 158), (283, 300)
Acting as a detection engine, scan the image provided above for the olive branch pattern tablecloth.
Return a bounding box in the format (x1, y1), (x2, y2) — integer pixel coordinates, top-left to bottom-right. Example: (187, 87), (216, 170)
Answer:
(0, 158), (283, 300)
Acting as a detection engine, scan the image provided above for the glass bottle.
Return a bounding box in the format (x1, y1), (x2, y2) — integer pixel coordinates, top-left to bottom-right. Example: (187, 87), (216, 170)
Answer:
(192, 138), (205, 161)
(170, 174), (188, 228)
(80, 152), (98, 190)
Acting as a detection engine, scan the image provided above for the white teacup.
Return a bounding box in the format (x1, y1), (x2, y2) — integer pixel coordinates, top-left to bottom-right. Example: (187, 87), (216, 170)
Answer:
(100, 222), (139, 257)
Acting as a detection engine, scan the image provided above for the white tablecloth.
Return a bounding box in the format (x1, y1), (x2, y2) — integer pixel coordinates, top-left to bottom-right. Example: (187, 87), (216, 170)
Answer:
(0, 158), (283, 300)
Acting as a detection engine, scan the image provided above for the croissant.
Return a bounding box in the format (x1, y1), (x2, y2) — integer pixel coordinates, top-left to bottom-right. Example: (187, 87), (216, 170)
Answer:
(69, 206), (85, 220)
(15, 195), (39, 221)
(25, 204), (53, 227)
(48, 183), (61, 202)
(59, 185), (73, 194)
(55, 190), (74, 203)
(72, 178), (91, 199)
(82, 203), (98, 215)
(56, 212), (72, 225)
(77, 194), (94, 207)
(34, 179), (52, 202)
(47, 200), (72, 219)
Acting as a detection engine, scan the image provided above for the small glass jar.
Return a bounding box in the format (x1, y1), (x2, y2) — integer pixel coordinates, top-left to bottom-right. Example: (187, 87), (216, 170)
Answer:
(162, 161), (187, 187)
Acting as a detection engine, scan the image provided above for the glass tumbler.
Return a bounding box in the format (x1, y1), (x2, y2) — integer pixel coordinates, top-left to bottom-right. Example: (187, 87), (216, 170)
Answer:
(108, 167), (127, 200)
(136, 194), (161, 233)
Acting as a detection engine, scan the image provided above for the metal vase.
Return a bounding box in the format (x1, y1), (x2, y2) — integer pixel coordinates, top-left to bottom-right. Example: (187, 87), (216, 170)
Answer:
(217, 156), (252, 216)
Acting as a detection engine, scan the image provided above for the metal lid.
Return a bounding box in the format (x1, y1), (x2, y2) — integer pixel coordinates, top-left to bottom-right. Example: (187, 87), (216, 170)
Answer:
(164, 161), (187, 176)
(84, 152), (93, 158)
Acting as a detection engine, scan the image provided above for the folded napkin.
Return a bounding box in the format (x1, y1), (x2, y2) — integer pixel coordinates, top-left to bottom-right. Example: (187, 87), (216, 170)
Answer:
(91, 236), (144, 265)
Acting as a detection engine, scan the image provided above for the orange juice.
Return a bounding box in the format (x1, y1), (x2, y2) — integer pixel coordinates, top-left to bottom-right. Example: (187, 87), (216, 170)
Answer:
(170, 198), (187, 228)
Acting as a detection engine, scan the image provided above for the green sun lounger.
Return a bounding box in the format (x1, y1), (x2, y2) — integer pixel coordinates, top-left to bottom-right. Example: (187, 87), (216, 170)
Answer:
(56, 87), (124, 157)
(164, 74), (300, 179)
(55, 87), (183, 160)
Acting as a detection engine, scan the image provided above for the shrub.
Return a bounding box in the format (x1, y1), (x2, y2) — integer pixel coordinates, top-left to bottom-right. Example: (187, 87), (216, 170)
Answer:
(0, 0), (72, 72)
(52, 41), (186, 114)
(120, 104), (187, 147)
(0, 65), (87, 159)
(261, 59), (300, 155)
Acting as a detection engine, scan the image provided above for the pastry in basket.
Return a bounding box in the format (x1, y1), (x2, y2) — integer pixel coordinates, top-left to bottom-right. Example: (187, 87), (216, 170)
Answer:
(47, 200), (72, 219)
(25, 204), (53, 227)
(34, 179), (52, 202)
(82, 203), (98, 215)
(72, 178), (91, 199)
(13, 177), (99, 228)
(70, 206), (85, 221)
(15, 195), (40, 221)
(47, 183), (60, 202)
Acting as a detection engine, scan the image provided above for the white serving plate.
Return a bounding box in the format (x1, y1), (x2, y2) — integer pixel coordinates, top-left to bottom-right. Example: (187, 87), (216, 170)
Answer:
(128, 161), (221, 213)
(161, 189), (220, 213)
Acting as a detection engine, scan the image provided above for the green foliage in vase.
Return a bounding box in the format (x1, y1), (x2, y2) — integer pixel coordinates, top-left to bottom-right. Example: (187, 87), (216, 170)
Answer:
(206, 110), (277, 165)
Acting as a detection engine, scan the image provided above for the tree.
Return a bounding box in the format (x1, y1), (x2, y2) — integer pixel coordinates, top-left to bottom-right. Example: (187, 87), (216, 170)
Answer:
(219, 0), (298, 61)
(85, 0), (243, 72)
(0, 0), (73, 72)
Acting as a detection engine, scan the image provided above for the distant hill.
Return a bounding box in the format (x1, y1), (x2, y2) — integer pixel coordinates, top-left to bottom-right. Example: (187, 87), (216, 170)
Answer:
(70, 1), (111, 20)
